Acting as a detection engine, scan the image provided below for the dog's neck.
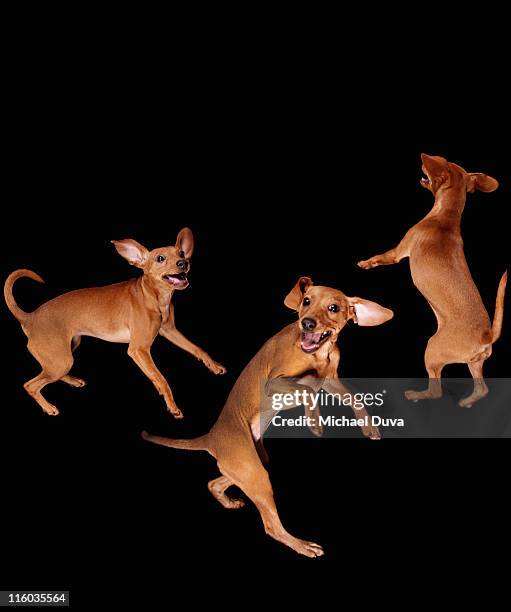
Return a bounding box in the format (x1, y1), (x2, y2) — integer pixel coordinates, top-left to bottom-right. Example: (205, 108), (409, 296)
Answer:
(138, 275), (175, 319)
(428, 185), (467, 222)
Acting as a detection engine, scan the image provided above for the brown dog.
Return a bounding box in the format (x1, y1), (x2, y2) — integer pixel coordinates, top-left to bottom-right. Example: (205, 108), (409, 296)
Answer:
(4, 228), (226, 417)
(142, 277), (393, 557)
(358, 154), (507, 407)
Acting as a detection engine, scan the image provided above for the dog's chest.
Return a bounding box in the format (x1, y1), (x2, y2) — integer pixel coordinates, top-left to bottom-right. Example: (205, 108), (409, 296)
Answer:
(310, 343), (332, 366)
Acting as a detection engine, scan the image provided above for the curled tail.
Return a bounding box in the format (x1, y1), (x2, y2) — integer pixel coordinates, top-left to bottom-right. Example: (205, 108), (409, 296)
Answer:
(4, 269), (45, 323)
(141, 430), (210, 452)
(492, 270), (508, 343)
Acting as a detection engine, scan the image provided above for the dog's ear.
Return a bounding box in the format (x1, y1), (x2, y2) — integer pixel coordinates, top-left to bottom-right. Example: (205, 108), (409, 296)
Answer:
(284, 276), (313, 311)
(176, 227), (194, 258)
(467, 173), (499, 193)
(347, 297), (393, 326)
(111, 239), (149, 268)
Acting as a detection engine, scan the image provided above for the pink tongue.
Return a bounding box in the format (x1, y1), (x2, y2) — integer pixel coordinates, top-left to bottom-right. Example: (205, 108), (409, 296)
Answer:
(167, 276), (183, 284)
(302, 331), (322, 349)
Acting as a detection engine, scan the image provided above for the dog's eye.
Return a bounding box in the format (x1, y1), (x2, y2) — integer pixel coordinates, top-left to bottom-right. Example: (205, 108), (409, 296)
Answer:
(303, 297), (311, 306)
(328, 304), (339, 313)
(156, 255), (166, 263)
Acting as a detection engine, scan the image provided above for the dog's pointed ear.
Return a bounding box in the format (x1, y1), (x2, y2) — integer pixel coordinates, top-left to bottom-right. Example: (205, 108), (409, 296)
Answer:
(284, 276), (313, 311)
(111, 239), (149, 268)
(347, 297), (394, 326)
(176, 227), (194, 258)
(467, 173), (499, 193)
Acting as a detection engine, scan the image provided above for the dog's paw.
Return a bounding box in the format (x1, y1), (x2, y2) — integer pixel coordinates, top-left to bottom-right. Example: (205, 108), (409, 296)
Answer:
(362, 424), (381, 440)
(224, 497), (245, 510)
(43, 404), (60, 416)
(291, 539), (325, 559)
(405, 389), (441, 402)
(458, 398), (474, 409)
(65, 376), (87, 388)
(405, 389), (422, 402)
(357, 258), (377, 270)
(167, 404), (184, 419)
(207, 360), (227, 375)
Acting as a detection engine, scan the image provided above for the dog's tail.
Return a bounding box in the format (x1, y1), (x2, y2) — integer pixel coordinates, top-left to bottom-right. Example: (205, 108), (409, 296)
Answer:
(4, 269), (45, 323)
(491, 270), (508, 343)
(141, 430), (210, 452)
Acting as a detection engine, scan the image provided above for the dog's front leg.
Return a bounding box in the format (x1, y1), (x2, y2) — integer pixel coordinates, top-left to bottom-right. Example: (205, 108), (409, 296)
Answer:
(265, 377), (324, 437)
(127, 343), (183, 418)
(358, 231), (414, 270)
(322, 378), (381, 440)
(159, 314), (226, 375)
(358, 248), (399, 269)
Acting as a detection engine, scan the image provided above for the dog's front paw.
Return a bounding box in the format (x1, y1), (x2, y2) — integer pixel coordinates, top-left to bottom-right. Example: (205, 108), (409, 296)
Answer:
(43, 404), (60, 416)
(167, 403), (184, 419)
(291, 538), (325, 558)
(357, 257), (378, 270)
(205, 359), (227, 375)
(362, 424), (381, 440)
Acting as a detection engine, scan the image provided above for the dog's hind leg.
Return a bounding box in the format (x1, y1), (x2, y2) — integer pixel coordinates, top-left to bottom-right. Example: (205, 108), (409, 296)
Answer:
(217, 444), (324, 558)
(207, 475), (245, 509)
(24, 371), (60, 415)
(24, 338), (75, 415)
(405, 331), (448, 402)
(459, 359), (488, 408)
(59, 337), (86, 387)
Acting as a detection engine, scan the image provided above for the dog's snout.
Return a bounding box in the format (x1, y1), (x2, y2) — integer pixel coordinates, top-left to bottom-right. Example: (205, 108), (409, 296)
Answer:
(176, 259), (187, 270)
(301, 317), (317, 331)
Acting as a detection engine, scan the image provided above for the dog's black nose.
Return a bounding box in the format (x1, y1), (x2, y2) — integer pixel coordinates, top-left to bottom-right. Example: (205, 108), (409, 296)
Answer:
(176, 259), (187, 269)
(301, 317), (317, 331)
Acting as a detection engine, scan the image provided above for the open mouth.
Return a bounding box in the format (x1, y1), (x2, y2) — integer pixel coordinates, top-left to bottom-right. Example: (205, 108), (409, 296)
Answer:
(300, 330), (332, 353)
(420, 170), (431, 186)
(162, 272), (189, 287)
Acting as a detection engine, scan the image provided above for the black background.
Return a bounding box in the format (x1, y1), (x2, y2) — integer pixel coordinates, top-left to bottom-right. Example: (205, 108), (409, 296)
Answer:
(1, 18), (509, 608)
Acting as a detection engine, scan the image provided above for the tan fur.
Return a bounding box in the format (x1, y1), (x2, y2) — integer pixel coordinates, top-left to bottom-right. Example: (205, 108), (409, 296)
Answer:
(143, 278), (393, 558)
(358, 154), (507, 407)
(4, 228), (225, 416)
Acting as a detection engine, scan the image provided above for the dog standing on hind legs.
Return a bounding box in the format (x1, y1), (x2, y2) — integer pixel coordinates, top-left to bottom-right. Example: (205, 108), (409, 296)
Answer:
(358, 154), (507, 407)
(4, 227), (226, 416)
(143, 277), (393, 557)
